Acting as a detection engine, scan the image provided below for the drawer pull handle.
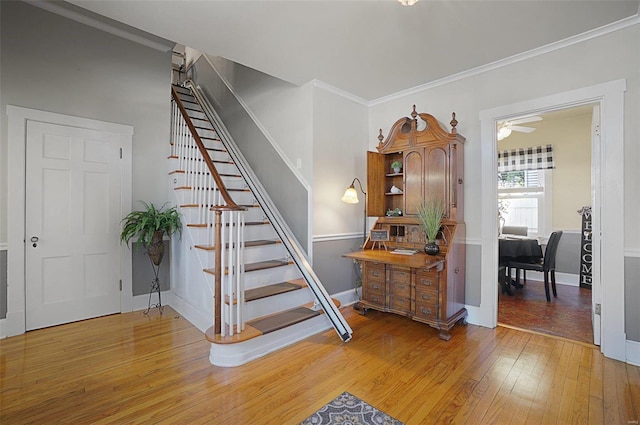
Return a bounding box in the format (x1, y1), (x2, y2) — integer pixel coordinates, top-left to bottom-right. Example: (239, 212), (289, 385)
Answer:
(372, 284), (380, 289)
(421, 307), (432, 315)
(372, 297), (379, 302)
(372, 271), (379, 277)
(422, 293), (431, 300)
(397, 284), (405, 290)
(421, 279), (432, 286)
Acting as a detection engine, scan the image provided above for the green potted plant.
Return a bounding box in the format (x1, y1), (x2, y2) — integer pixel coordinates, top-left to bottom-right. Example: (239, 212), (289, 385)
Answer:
(391, 160), (402, 173)
(417, 199), (445, 255)
(120, 201), (182, 266)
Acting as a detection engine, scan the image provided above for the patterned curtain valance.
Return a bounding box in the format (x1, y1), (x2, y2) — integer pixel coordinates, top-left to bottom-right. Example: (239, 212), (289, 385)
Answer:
(498, 144), (555, 173)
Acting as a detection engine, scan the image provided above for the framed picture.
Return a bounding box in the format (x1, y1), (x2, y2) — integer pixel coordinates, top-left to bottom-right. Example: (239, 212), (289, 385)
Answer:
(370, 229), (389, 242)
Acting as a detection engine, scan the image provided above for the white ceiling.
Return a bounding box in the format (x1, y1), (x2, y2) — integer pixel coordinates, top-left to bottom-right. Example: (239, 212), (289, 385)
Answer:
(65, 0), (640, 102)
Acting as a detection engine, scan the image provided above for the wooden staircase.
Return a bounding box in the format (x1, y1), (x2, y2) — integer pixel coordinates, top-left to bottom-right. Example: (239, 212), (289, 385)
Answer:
(169, 84), (345, 366)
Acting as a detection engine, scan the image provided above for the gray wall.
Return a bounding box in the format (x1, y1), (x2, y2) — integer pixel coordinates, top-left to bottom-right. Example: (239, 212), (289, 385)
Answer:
(132, 242), (171, 296)
(190, 57), (310, 252)
(0, 250), (6, 319)
(313, 238), (364, 296)
(0, 1), (173, 317)
(625, 257), (640, 342)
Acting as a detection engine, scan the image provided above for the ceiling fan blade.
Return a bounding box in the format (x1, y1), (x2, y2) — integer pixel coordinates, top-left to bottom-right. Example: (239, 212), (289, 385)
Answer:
(509, 116), (542, 125)
(510, 125), (536, 133)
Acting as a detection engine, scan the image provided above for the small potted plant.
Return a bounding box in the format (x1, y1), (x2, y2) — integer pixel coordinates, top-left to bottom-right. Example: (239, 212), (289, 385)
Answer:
(391, 160), (402, 173)
(417, 199), (445, 255)
(120, 201), (182, 266)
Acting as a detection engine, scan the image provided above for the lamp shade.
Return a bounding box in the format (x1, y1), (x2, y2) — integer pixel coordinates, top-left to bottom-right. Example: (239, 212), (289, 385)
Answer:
(341, 186), (359, 204)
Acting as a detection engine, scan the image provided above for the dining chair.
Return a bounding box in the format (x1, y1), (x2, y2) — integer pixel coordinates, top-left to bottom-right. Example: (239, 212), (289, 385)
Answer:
(508, 231), (563, 302)
(502, 225), (529, 281)
(501, 225), (528, 236)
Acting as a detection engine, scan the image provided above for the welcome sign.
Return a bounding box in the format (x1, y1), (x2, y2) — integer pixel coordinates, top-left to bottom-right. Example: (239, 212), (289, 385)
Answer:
(578, 206), (592, 289)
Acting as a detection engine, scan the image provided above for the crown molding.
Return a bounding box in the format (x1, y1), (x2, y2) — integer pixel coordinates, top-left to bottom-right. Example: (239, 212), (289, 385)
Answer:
(311, 80), (369, 106)
(24, 0), (175, 52)
(369, 14), (640, 106)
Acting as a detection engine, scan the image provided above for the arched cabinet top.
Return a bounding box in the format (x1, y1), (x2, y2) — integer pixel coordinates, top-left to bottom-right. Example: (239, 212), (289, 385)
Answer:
(376, 106), (465, 153)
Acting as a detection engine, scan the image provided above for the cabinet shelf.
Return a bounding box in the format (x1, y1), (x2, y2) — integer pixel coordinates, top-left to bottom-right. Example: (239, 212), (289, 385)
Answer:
(385, 192), (403, 196)
(385, 172), (403, 177)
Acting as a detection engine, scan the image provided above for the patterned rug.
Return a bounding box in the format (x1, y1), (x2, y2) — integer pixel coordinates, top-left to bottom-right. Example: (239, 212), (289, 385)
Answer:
(299, 391), (404, 425)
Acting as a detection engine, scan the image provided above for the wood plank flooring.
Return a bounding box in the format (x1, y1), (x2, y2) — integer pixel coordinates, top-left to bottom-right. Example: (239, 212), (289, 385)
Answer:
(1, 306), (638, 424)
(498, 281), (593, 344)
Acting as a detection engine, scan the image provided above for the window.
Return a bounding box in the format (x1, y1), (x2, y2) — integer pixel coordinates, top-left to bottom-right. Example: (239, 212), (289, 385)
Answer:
(498, 170), (551, 236)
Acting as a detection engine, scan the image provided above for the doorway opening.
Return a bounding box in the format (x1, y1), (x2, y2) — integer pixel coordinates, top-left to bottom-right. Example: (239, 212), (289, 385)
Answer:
(478, 79), (626, 362)
(496, 105), (596, 344)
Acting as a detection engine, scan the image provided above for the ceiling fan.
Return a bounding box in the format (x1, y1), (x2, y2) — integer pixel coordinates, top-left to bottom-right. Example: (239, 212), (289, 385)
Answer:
(497, 115), (542, 141)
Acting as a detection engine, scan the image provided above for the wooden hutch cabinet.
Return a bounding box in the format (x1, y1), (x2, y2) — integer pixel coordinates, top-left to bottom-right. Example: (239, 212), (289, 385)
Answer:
(344, 106), (466, 340)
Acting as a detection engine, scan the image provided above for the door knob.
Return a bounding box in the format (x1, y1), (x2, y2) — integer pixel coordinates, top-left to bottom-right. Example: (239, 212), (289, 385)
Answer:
(30, 236), (39, 247)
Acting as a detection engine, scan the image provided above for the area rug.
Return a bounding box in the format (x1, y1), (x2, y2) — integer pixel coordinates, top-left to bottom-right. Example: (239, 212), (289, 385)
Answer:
(299, 391), (404, 425)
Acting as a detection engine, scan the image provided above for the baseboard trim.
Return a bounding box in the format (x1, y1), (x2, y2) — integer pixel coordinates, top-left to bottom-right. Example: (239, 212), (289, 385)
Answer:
(627, 339), (640, 366)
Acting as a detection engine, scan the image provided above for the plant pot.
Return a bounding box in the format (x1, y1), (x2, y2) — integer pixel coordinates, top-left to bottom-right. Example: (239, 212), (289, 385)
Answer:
(424, 241), (439, 256)
(147, 230), (165, 266)
(393, 167), (401, 173)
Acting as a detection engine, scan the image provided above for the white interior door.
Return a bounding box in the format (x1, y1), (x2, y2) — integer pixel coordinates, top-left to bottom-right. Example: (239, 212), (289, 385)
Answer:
(25, 120), (123, 330)
(591, 104), (602, 345)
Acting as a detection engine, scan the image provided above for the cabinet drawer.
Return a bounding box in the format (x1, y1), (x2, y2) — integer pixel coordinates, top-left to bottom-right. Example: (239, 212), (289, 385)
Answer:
(363, 287), (385, 307)
(414, 300), (438, 320)
(390, 281), (411, 298)
(388, 267), (411, 285)
(364, 280), (385, 294)
(415, 268), (438, 289)
(415, 288), (438, 305)
(389, 294), (411, 312)
(365, 263), (385, 281)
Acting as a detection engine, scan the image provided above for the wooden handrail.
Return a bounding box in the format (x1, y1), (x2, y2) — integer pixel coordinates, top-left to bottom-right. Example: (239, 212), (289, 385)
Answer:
(171, 86), (243, 211)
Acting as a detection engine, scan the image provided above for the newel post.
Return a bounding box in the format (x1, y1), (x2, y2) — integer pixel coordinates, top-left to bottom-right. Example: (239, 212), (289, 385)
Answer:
(214, 209), (223, 335)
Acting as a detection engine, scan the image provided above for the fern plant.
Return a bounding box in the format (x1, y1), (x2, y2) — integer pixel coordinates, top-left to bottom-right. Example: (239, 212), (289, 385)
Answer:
(120, 201), (182, 247)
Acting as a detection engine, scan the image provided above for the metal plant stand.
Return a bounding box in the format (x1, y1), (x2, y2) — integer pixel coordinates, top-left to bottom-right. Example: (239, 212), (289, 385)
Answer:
(144, 255), (164, 315)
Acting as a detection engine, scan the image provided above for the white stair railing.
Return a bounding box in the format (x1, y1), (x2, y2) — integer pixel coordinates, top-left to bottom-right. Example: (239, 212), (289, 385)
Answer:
(171, 90), (247, 338)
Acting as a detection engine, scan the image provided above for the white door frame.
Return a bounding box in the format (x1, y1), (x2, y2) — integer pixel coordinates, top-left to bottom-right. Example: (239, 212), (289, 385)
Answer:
(6, 106), (133, 337)
(478, 79), (627, 362)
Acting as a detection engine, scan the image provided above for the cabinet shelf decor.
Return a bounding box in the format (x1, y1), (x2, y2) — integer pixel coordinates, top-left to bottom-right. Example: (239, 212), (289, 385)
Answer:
(344, 106), (466, 340)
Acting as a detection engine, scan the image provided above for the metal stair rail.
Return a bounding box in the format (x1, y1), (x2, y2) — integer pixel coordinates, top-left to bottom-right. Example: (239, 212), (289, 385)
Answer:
(184, 80), (353, 342)
(171, 86), (247, 337)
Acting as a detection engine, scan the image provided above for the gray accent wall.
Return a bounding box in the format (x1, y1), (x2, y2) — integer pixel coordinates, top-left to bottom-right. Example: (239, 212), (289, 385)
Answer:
(1, 250), (6, 319)
(625, 257), (640, 342)
(466, 244), (482, 307)
(190, 57), (310, 252)
(132, 242), (171, 296)
(313, 238), (364, 296)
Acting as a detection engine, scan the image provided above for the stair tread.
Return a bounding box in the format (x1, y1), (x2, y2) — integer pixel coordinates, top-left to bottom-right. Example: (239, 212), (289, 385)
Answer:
(205, 298), (342, 344)
(203, 258), (292, 275)
(194, 239), (281, 251)
(244, 279), (306, 302)
(248, 306), (321, 334)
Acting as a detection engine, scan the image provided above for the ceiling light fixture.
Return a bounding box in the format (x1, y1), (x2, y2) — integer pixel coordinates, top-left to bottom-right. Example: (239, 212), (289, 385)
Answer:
(497, 125), (512, 141)
(398, 0), (419, 5)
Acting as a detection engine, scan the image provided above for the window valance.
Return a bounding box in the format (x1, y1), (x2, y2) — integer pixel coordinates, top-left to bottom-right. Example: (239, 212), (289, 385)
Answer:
(498, 144), (555, 173)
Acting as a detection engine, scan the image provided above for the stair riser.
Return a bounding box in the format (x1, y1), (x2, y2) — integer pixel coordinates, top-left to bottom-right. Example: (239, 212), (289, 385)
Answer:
(186, 223), (277, 245)
(242, 289), (314, 321)
(170, 172), (246, 192)
(208, 151), (232, 162)
(196, 128), (219, 140)
(243, 264), (300, 289)
(198, 243), (287, 266)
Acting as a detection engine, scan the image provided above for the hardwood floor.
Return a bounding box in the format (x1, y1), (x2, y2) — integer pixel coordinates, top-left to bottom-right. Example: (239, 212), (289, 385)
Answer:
(498, 281), (593, 344)
(1, 306), (638, 424)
